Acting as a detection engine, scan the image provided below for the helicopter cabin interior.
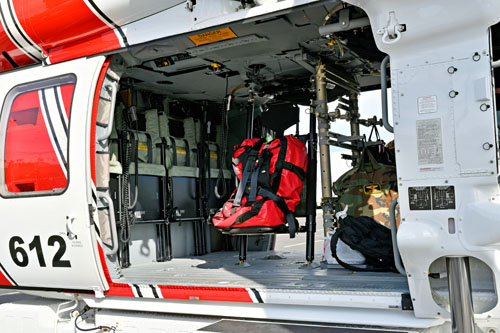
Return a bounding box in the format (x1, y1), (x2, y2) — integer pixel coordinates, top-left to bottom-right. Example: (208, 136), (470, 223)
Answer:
(88, 3), (500, 313)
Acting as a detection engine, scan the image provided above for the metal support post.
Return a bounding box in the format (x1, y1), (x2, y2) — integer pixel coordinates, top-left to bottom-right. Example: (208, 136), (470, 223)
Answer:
(446, 257), (475, 333)
(305, 101), (318, 264)
(349, 92), (360, 162)
(239, 96), (255, 263)
(315, 63), (334, 233)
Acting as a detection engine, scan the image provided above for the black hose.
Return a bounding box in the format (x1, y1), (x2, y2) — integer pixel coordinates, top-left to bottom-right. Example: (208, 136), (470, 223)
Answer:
(74, 309), (115, 332)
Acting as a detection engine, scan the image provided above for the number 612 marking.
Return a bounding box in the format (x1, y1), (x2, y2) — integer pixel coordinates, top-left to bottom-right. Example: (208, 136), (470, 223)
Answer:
(9, 235), (71, 268)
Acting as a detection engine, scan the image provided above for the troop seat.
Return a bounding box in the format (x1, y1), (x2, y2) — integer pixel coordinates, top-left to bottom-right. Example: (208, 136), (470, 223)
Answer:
(108, 106), (171, 266)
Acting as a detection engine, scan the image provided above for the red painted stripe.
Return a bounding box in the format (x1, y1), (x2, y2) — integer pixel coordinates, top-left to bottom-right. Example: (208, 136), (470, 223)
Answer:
(46, 29), (121, 64)
(0, 21), (35, 71)
(12, 0), (121, 64)
(0, 270), (13, 286)
(158, 285), (253, 303)
(12, 0), (118, 51)
(60, 84), (74, 118)
(90, 57), (112, 184)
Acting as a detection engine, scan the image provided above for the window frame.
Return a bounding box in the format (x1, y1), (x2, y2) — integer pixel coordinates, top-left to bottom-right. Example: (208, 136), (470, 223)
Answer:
(0, 74), (77, 198)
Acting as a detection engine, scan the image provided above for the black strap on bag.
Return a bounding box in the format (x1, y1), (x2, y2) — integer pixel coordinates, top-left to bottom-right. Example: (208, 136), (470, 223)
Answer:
(331, 216), (396, 272)
(233, 140), (266, 207)
(258, 188), (296, 238)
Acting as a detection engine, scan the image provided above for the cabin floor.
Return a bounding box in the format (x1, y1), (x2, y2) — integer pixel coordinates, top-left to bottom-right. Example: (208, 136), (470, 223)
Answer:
(118, 250), (409, 293)
(118, 214), (409, 294)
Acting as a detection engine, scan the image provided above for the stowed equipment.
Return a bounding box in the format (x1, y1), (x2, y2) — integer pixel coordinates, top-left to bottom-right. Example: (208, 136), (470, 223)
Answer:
(330, 148), (400, 272)
(213, 135), (308, 237)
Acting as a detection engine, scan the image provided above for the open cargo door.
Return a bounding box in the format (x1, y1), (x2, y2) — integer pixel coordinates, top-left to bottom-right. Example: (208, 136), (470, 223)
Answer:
(0, 56), (108, 293)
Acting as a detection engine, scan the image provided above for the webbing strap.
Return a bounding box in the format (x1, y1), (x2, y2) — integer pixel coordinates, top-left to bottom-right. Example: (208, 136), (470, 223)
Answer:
(233, 151), (258, 207)
(214, 143), (221, 169)
(182, 139), (190, 167)
(283, 161), (306, 181)
(247, 168), (260, 204)
(169, 136), (178, 166)
(258, 188), (296, 238)
(145, 132), (153, 164)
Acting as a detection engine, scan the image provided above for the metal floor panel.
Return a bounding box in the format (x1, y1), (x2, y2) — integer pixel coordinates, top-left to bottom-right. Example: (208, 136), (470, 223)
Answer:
(119, 250), (409, 294)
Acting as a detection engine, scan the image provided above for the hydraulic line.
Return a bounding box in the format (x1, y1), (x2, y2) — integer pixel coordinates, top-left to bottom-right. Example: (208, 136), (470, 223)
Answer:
(322, 2), (344, 26)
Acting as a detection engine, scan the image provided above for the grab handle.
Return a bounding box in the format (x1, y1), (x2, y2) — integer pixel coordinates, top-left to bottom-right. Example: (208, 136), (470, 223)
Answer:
(97, 192), (119, 255)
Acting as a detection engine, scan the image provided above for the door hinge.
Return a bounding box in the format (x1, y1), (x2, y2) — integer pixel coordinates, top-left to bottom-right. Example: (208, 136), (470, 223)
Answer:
(401, 293), (414, 311)
(377, 11), (406, 45)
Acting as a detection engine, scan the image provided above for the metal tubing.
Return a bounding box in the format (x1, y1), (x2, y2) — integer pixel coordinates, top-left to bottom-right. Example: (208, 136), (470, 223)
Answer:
(349, 92), (360, 161)
(239, 235), (248, 263)
(319, 17), (370, 36)
(381, 55), (394, 133)
(238, 97), (256, 263)
(246, 100), (255, 138)
(165, 223), (172, 261)
(446, 257), (476, 333)
(493, 59), (500, 68)
(389, 198), (405, 275)
(315, 63), (333, 199)
(305, 105), (318, 264)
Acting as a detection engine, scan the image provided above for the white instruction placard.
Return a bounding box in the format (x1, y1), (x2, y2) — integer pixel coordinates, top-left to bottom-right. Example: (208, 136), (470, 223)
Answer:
(418, 95), (438, 114)
(417, 118), (443, 165)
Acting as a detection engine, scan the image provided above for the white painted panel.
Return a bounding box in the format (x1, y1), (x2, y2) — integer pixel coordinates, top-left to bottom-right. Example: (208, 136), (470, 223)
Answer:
(0, 57), (107, 292)
(93, 0), (185, 26)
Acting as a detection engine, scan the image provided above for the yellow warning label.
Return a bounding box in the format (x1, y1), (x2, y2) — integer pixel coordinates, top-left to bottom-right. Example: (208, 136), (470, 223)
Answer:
(176, 147), (187, 155)
(209, 152), (218, 159)
(138, 142), (148, 151)
(188, 27), (237, 46)
(363, 184), (382, 195)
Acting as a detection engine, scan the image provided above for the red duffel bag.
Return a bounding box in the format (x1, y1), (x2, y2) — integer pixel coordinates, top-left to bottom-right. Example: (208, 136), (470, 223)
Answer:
(212, 135), (308, 238)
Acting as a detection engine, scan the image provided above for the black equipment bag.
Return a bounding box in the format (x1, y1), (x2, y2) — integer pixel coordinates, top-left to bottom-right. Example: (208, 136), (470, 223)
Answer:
(331, 216), (397, 272)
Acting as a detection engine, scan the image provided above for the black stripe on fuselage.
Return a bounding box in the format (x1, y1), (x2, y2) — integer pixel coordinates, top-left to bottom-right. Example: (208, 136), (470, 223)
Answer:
(0, 262), (17, 286)
(134, 284), (143, 297)
(86, 0), (129, 46)
(1, 50), (18, 67)
(41, 89), (68, 168)
(53, 87), (68, 135)
(150, 285), (159, 298)
(6, 0), (42, 57)
(251, 288), (263, 303)
(0, 3), (39, 62)
(0, 284), (93, 294)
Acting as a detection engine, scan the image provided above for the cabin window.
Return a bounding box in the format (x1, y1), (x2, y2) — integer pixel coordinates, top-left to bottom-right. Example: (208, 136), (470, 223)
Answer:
(0, 74), (76, 197)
